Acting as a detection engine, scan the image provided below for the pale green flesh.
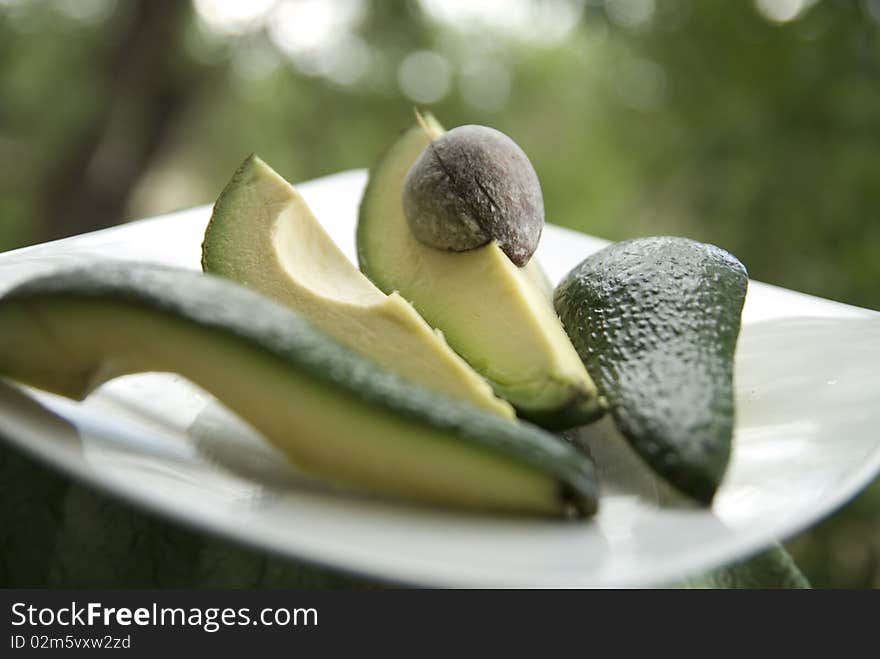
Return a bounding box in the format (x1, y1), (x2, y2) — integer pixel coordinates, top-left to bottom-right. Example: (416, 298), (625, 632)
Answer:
(0, 298), (568, 515)
(357, 119), (602, 425)
(202, 156), (513, 419)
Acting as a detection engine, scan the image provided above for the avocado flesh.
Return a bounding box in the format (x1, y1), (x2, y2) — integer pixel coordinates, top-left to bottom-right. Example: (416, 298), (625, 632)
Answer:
(357, 118), (602, 429)
(0, 264), (598, 516)
(202, 156), (513, 419)
(554, 237), (748, 504)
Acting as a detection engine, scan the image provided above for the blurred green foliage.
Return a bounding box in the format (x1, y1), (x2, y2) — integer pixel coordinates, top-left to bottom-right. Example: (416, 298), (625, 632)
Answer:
(0, 0), (878, 587)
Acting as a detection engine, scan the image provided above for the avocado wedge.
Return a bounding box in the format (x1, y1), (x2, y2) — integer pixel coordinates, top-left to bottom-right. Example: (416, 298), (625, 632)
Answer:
(357, 116), (602, 429)
(0, 263), (598, 516)
(202, 155), (513, 419)
(554, 237), (748, 504)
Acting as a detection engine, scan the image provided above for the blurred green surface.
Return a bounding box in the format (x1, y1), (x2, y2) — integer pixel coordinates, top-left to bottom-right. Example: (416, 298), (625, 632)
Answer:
(0, 0), (878, 587)
(0, 441), (807, 589)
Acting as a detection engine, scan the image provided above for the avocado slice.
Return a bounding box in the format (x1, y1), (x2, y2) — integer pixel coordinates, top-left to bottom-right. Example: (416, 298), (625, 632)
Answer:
(357, 116), (602, 429)
(202, 155), (513, 419)
(0, 263), (598, 516)
(554, 237), (748, 504)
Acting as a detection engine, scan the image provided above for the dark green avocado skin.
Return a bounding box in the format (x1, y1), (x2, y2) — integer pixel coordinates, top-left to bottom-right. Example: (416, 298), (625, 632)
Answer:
(554, 237), (748, 504)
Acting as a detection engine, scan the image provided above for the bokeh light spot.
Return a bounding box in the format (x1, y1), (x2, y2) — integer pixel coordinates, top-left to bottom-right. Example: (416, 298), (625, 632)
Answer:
(753, 0), (818, 24)
(398, 51), (452, 104)
(193, 0), (276, 36)
(604, 0), (655, 29)
(267, 0), (367, 83)
(54, 0), (116, 25)
(418, 0), (585, 45)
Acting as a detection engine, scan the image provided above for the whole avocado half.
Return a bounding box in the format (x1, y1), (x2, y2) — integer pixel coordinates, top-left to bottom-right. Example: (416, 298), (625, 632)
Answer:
(554, 236), (748, 504)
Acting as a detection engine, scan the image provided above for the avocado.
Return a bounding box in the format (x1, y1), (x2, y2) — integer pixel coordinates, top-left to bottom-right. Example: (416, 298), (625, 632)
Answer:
(554, 237), (748, 504)
(681, 544), (810, 589)
(357, 116), (603, 429)
(0, 263), (598, 516)
(202, 155), (513, 419)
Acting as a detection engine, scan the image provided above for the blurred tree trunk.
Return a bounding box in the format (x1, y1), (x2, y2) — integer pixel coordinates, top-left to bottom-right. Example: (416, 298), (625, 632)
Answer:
(40, 0), (202, 240)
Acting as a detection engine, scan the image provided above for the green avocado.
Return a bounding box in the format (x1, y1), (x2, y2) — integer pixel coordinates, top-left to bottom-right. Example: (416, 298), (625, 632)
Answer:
(202, 155), (513, 419)
(554, 237), (748, 504)
(0, 263), (598, 516)
(357, 116), (603, 429)
(680, 544), (810, 589)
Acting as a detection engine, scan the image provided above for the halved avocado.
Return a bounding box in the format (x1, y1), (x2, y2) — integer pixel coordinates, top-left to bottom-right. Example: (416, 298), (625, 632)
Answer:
(555, 237), (748, 504)
(0, 263), (598, 516)
(357, 117), (603, 429)
(202, 155), (513, 419)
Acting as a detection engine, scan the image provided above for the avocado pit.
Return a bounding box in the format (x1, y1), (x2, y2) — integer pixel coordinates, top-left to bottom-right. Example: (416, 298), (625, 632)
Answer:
(402, 124), (544, 267)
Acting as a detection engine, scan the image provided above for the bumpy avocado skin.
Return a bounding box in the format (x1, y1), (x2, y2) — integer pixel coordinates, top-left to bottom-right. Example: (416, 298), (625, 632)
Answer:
(554, 237), (748, 504)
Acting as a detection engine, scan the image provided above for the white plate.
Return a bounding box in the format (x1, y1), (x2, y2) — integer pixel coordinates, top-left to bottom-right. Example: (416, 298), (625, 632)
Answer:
(1, 170), (879, 587)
